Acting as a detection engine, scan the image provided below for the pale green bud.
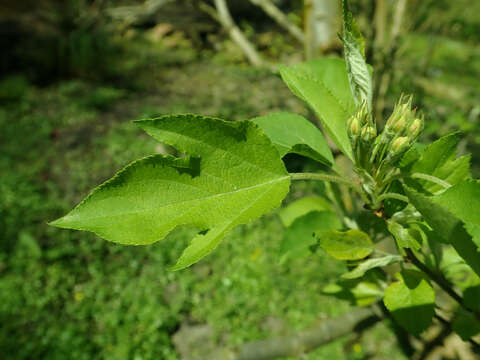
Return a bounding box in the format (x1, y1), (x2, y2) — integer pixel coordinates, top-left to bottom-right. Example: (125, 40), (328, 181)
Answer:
(349, 117), (360, 136)
(408, 118), (423, 138)
(391, 136), (409, 153)
(361, 126), (377, 142)
(393, 116), (406, 133)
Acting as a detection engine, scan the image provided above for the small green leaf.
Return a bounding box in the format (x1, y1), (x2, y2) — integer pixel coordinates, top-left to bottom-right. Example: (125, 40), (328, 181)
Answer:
(279, 211), (341, 264)
(452, 308), (480, 340)
(464, 284), (480, 312)
(404, 186), (480, 277)
(51, 115), (290, 270)
(315, 229), (373, 260)
(342, 0), (372, 109)
(387, 221), (422, 251)
(278, 196), (332, 227)
(323, 277), (384, 306)
(383, 270), (435, 335)
(251, 112), (334, 165)
(342, 255), (402, 279)
(279, 58), (355, 160)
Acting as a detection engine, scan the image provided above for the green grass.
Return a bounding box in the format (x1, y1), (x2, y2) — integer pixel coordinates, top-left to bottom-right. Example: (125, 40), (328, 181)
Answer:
(0, 65), (408, 360)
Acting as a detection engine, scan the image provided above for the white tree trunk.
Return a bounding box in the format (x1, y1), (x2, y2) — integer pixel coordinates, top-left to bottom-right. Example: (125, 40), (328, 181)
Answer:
(304, 0), (340, 59)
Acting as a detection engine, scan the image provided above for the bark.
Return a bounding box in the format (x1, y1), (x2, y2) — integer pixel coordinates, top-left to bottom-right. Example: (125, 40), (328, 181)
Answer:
(205, 305), (382, 360)
(304, 0), (340, 59)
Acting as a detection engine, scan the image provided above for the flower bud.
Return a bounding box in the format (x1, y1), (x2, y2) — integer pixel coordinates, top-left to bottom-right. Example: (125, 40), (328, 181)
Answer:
(361, 126), (376, 142)
(393, 116), (406, 133)
(348, 117), (360, 137)
(391, 136), (409, 153)
(408, 118), (423, 139)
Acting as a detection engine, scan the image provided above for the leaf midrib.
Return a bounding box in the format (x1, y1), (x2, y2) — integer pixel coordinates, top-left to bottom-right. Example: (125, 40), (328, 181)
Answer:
(67, 176), (290, 221)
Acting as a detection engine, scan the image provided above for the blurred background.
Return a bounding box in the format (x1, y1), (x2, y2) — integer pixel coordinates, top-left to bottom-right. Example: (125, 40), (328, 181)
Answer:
(0, 0), (479, 359)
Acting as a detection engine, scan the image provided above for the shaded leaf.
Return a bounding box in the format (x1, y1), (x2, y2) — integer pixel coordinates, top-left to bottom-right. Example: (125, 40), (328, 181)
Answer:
(383, 270), (435, 335)
(452, 308), (480, 340)
(51, 115), (290, 270)
(279, 58), (355, 160)
(279, 211), (341, 264)
(404, 186), (480, 277)
(315, 229), (373, 260)
(251, 112), (333, 165)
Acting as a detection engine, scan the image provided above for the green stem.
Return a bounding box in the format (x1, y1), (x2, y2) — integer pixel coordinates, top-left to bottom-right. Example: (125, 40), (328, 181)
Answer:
(410, 173), (451, 189)
(290, 173), (355, 186)
(374, 192), (409, 207)
(290, 173), (369, 205)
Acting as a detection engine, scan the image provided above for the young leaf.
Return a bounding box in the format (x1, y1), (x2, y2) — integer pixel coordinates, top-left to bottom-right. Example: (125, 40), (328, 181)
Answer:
(387, 221), (421, 251)
(342, 255), (402, 279)
(341, 0), (372, 109)
(323, 278), (384, 306)
(279, 211), (341, 264)
(251, 112), (334, 165)
(279, 58), (355, 160)
(50, 115), (291, 270)
(383, 270), (435, 336)
(404, 186), (480, 277)
(315, 229), (373, 260)
(278, 196), (333, 227)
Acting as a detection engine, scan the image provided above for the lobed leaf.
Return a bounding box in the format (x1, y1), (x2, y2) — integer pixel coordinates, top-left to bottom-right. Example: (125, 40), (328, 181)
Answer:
(51, 115), (291, 270)
(315, 229), (373, 260)
(383, 270), (435, 335)
(251, 112), (334, 165)
(279, 58), (355, 160)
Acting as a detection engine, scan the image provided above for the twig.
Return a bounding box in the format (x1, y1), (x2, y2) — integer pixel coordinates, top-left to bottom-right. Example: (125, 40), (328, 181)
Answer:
(201, 0), (265, 67)
(206, 306), (382, 360)
(248, 0), (305, 43)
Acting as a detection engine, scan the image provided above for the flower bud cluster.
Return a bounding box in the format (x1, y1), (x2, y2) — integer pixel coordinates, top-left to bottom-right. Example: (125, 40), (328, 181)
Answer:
(346, 95), (424, 181)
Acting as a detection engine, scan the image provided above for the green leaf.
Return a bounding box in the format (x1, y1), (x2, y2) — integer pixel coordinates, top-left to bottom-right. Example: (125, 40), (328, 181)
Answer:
(279, 58), (355, 160)
(407, 132), (470, 193)
(452, 308), (480, 340)
(278, 196), (332, 227)
(251, 112), (334, 165)
(342, 255), (402, 279)
(50, 114), (291, 270)
(342, 0), (372, 109)
(387, 221), (422, 251)
(404, 186), (480, 277)
(279, 211), (341, 264)
(323, 279), (383, 306)
(383, 270), (435, 335)
(315, 229), (373, 260)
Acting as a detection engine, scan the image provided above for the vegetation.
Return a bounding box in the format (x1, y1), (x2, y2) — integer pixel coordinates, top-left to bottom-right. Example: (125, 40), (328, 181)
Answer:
(1, 0), (480, 359)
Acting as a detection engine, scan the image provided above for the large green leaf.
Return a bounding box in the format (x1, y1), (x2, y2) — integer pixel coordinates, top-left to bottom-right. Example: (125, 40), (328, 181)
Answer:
(315, 229), (373, 260)
(278, 196), (332, 227)
(279, 58), (355, 160)
(279, 211), (341, 264)
(383, 270), (435, 335)
(387, 221), (421, 251)
(51, 115), (291, 270)
(342, 0), (372, 109)
(404, 186), (480, 277)
(251, 112), (334, 165)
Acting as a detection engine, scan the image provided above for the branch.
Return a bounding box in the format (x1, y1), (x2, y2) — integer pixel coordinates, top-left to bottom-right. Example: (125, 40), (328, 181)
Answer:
(206, 306), (382, 360)
(201, 0), (265, 68)
(248, 0), (305, 43)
